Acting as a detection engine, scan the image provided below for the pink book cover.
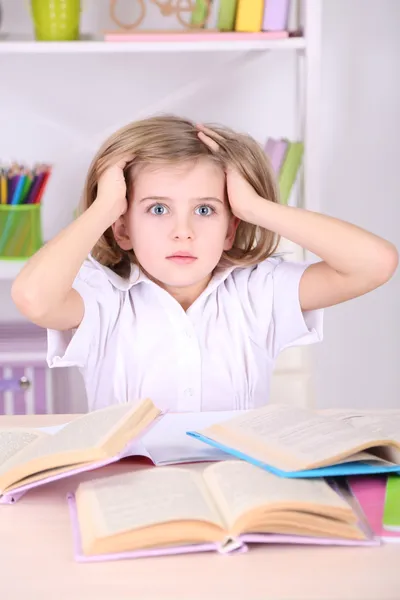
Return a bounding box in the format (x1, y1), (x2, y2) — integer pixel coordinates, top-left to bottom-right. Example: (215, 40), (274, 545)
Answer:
(262, 0), (290, 31)
(103, 31), (288, 42)
(67, 492), (378, 563)
(348, 475), (400, 542)
(0, 415), (163, 505)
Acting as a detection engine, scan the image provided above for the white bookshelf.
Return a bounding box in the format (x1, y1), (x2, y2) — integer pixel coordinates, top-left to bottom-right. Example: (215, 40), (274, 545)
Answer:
(0, 2), (321, 280)
(0, 34), (306, 54)
(0, 0), (322, 409)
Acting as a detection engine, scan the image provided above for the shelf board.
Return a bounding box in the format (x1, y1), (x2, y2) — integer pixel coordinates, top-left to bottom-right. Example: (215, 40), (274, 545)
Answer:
(0, 260), (25, 280)
(0, 33), (305, 54)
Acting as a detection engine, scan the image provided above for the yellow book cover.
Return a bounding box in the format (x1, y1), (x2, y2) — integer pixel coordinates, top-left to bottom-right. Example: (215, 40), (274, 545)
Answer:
(235, 0), (264, 32)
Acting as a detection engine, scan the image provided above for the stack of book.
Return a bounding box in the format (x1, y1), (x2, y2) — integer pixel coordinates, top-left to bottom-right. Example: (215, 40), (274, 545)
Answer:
(104, 0), (302, 41)
(193, 0), (302, 35)
(2, 400), (400, 562)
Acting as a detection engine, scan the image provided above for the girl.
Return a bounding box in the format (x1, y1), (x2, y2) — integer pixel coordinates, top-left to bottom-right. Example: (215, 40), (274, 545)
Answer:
(11, 116), (398, 412)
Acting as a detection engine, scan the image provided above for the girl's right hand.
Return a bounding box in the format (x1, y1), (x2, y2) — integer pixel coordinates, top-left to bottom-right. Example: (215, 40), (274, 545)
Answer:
(96, 158), (130, 223)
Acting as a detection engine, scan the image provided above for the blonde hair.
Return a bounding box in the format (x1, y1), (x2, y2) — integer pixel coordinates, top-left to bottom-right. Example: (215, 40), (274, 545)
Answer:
(82, 115), (281, 278)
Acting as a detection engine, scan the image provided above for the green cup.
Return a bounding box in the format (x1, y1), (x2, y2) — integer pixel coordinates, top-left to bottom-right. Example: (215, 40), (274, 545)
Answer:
(0, 205), (43, 259)
(30, 0), (81, 41)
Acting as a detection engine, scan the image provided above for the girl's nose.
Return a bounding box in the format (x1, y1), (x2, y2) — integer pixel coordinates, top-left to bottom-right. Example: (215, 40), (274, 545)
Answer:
(171, 216), (194, 240)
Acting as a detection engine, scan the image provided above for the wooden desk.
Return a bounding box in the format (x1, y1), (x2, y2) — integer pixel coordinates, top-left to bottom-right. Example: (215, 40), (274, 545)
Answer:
(1, 414), (399, 600)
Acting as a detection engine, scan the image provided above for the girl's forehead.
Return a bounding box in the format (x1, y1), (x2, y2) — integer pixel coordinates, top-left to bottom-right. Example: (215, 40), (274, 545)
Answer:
(134, 160), (225, 190)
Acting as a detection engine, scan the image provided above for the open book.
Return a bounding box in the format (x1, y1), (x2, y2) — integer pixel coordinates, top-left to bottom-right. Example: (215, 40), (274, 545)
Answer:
(43, 411), (235, 467)
(0, 398), (161, 502)
(67, 459), (376, 562)
(187, 404), (400, 478)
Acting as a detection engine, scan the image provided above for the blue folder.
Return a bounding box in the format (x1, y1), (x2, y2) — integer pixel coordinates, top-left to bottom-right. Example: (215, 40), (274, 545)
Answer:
(186, 431), (400, 478)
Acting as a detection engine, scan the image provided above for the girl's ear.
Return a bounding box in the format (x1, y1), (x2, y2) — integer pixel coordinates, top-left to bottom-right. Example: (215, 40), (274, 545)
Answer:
(112, 215), (133, 250)
(223, 216), (240, 251)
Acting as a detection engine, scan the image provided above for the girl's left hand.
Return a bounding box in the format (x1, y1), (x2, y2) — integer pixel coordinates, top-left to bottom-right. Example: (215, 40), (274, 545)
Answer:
(196, 124), (264, 224)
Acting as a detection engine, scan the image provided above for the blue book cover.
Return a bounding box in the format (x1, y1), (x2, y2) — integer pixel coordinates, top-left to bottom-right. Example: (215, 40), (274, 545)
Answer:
(186, 432), (400, 478)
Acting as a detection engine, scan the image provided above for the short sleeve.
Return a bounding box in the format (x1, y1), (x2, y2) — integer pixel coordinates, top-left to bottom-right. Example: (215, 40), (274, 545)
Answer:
(46, 259), (121, 370)
(235, 257), (323, 358)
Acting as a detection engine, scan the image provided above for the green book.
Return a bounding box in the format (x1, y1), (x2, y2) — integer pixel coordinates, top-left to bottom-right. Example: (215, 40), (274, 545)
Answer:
(383, 474), (400, 531)
(278, 141), (304, 205)
(217, 0), (238, 31)
(191, 0), (209, 27)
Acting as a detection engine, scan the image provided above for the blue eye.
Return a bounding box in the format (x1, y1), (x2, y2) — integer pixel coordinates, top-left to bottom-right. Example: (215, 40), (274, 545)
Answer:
(195, 205), (215, 217)
(149, 204), (168, 216)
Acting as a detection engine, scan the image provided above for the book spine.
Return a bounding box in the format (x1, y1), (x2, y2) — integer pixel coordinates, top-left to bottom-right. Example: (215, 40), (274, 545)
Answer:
(235, 0), (264, 32)
(263, 0), (290, 31)
(217, 0), (238, 30)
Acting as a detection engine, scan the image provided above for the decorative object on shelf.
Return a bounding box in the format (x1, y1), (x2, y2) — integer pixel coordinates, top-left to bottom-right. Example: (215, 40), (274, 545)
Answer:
(0, 163), (50, 259)
(109, 0), (211, 31)
(29, 0), (82, 41)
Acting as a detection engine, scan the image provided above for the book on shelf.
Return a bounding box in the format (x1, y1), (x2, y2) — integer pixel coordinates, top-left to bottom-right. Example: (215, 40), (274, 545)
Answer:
(235, 0), (264, 33)
(68, 459), (376, 561)
(265, 137), (303, 205)
(187, 403), (400, 478)
(0, 399), (162, 503)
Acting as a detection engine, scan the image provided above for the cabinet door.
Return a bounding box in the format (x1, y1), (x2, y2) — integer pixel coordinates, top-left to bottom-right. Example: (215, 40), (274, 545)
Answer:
(0, 365), (49, 415)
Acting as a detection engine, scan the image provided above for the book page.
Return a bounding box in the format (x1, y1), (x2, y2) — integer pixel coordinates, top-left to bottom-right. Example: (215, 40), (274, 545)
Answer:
(130, 411), (238, 465)
(329, 411), (400, 440)
(0, 428), (47, 471)
(207, 404), (398, 470)
(0, 402), (142, 476)
(78, 466), (225, 537)
(203, 460), (350, 530)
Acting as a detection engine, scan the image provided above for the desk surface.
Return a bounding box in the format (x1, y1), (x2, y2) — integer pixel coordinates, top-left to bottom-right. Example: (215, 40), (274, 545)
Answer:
(1, 413), (399, 600)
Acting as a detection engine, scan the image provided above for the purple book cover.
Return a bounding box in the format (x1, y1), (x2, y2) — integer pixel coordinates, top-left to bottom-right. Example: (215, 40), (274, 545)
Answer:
(262, 0), (290, 31)
(67, 493), (379, 563)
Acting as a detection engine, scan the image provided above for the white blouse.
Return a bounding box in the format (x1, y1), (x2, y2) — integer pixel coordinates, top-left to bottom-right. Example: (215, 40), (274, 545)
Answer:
(47, 254), (323, 412)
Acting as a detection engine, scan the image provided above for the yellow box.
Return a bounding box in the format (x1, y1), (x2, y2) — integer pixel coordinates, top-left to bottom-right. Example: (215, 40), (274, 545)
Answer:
(235, 0), (264, 32)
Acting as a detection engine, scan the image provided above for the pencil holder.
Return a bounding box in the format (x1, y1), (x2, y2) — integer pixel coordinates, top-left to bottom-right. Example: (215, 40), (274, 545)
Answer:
(28, 0), (82, 41)
(0, 205), (43, 260)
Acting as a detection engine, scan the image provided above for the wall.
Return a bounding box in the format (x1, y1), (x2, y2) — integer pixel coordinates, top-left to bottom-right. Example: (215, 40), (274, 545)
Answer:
(315, 0), (400, 408)
(1, 0), (399, 409)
